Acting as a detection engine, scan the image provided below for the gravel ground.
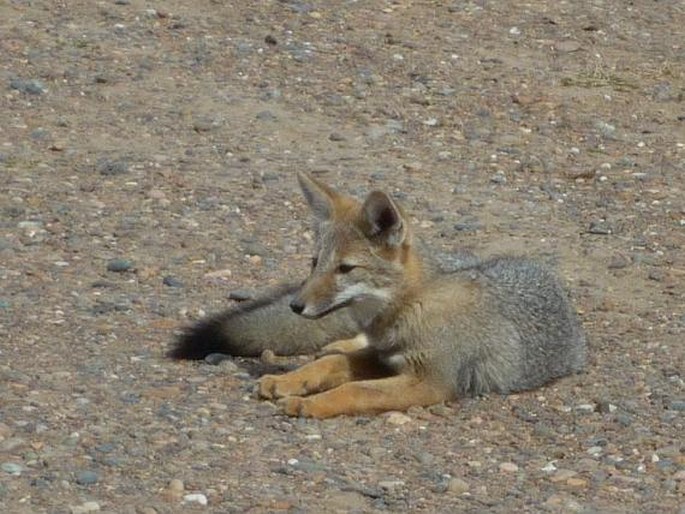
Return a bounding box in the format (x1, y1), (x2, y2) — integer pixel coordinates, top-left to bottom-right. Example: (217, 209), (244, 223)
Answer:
(1, 1), (684, 513)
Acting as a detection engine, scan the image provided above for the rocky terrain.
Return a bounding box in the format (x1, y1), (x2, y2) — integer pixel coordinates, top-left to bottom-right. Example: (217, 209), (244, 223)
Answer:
(1, 1), (683, 512)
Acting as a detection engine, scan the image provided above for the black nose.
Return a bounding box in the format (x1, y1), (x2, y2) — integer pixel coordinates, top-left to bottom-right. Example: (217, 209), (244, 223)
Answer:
(290, 299), (305, 315)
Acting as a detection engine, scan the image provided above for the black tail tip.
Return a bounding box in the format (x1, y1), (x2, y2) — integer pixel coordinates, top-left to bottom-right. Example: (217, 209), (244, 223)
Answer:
(167, 318), (227, 360)
(167, 330), (204, 360)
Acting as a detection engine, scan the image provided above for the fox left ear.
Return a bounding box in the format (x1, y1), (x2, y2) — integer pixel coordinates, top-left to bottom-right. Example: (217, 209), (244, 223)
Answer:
(297, 171), (339, 221)
(362, 191), (408, 247)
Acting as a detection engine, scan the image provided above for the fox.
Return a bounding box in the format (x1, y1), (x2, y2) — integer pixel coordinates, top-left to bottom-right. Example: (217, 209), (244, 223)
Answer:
(170, 172), (587, 418)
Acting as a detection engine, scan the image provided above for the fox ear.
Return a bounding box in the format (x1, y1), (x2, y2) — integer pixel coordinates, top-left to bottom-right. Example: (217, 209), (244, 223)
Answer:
(297, 171), (338, 220)
(362, 191), (408, 247)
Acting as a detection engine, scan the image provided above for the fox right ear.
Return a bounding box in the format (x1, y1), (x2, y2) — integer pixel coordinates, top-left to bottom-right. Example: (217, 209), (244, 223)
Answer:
(297, 171), (337, 220)
(362, 190), (408, 247)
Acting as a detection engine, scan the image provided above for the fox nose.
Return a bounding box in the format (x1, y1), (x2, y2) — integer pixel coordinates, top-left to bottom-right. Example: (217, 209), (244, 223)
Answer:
(290, 299), (305, 315)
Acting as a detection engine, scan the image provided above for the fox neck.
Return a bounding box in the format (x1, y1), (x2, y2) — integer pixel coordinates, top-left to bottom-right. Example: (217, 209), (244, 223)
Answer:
(353, 243), (428, 332)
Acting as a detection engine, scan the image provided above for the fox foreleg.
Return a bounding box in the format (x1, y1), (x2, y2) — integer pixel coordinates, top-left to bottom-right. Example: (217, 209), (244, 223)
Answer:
(317, 333), (369, 357)
(258, 347), (387, 400)
(278, 374), (452, 418)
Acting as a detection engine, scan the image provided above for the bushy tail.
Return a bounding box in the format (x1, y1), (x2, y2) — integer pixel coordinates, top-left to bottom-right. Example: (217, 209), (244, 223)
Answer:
(168, 284), (359, 359)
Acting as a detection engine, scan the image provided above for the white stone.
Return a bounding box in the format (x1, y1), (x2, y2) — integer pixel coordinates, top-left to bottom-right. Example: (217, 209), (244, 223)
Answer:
(183, 493), (208, 506)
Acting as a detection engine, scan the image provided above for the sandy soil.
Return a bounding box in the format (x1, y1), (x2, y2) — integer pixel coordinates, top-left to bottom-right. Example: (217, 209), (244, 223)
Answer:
(1, 1), (683, 512)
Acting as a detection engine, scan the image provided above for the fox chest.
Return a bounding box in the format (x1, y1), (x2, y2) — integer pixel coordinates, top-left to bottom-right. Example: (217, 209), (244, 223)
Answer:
(367, 325), (427, 375)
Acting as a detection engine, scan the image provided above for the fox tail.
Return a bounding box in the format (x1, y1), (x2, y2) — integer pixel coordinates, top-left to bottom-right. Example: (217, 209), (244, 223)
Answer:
(168, 284), (359, 360)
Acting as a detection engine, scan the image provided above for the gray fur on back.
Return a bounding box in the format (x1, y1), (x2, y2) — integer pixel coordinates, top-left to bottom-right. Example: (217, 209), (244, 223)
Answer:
(420, 256), (586, 396)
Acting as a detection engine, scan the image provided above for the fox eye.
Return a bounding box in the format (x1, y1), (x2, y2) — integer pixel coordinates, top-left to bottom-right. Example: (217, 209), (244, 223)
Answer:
(337, 263), (356, 274)
(311, 257), (318, 269)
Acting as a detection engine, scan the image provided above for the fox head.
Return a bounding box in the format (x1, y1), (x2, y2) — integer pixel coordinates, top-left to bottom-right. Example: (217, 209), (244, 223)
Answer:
(290, 172), (420, 320)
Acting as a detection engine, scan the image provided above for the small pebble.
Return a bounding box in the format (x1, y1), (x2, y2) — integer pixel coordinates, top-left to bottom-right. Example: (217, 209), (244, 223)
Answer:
(204, 269), (232, 280)
(17, 220), (45, 232)
(0, 422), (11, 438)
(447, 477), (470, 494)
(385, 412), (412, 425)
(107, 259), (133, 272)
(576, 403), (596, 413)
(566, 477), (589, 488)
(615, 413), (633, 427)
(577, 459), (599, 472)
(204, 353), (235, 367)
(1, 462), (22, 475)
(95, 443), (115, 453)
(184, 493), (208, 505)
(378, 480), (405, 491)
(161, 478), (184, 501)
(256, 110), (277, 122)
(162, 276), (184, 288)
(193, 118), (215, 132)
(70, 502), (100, 514)
(0, 438), (25, 453)
(75, 470), (99, 485)
(554, 40), (582, 53)
(587, 446), (603, 457)
(657, 445), (681, 459)
(588, 221), (612, 235)
(499, 462), (519, 473)
(551, 469), (578, 482)
(97, 158), (129, 176)
(168, 478), (184, 492)
(541, 462), (557, 472)
(668, 400), (685, 411)
(543, 494), (582, 510)
(490, 173), (507, 184)
(147, 189), (166, 200)
(595, 120), (616, 137)
(414, 451), (435, 466)
(607, 255), (630, 270)
(10, 78), (46, 95)
(596, 400), (618, 413)
(648, 269), (665, 282)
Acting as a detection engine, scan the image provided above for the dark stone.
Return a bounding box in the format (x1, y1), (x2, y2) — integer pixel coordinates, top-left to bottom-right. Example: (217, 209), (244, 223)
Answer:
(588, 221), (612, 235)
(162, 276), (184, 288)
(107, 259), (133, 272)
(75, 470), (98, 486)
(10, 78), (46, 95)
(204, 353), (232, 365)
(97, 158), (129, 176)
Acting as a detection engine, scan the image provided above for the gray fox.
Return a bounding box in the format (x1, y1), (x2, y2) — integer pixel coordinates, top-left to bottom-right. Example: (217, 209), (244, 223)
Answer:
(171, 172), (587, 418)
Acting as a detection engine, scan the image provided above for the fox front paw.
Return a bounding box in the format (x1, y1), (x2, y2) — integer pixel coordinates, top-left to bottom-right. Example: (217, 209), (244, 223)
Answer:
(258, 374), (308, 399)
(278, 396), (311, 417)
